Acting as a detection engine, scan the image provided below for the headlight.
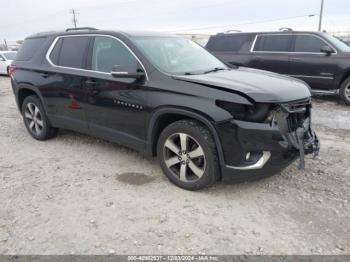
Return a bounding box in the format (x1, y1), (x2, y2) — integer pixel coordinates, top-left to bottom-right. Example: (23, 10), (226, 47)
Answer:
(216, 100), (271, 123)
(265, 107), (289, 134)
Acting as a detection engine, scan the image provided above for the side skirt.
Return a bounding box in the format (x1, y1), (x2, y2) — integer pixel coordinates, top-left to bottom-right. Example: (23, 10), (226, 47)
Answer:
(312, 89), (339, 96)
(48, 114), (148, 153)
(89, 123), (147, 153)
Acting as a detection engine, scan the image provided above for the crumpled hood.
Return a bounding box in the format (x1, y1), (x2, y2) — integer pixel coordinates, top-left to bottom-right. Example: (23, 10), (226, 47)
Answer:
(173, 67), (311, 103)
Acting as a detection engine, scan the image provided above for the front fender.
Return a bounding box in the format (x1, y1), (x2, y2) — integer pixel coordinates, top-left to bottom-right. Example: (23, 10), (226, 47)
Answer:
(146, 107), (227, 168)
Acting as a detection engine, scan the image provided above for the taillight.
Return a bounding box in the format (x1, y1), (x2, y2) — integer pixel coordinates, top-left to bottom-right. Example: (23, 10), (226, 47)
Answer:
(8, 65), (17, 75)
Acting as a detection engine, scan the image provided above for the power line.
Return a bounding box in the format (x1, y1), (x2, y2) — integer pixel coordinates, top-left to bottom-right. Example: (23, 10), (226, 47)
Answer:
(70, 9), (79, 29)
(0, 10), (67, 29)
(165, 14), (317, 33)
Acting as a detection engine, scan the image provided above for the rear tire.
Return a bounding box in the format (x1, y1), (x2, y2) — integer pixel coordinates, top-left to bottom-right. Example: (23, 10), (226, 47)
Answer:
(21, 95), (58, 140)
(157, 119), (220, 190)
(340, 77), (350, 105)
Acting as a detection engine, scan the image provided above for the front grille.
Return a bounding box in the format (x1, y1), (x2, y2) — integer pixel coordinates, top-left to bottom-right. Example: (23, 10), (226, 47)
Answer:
(275, 98), (319, 166)
(287, 113), (309, 132)
(282, 98), (311, 132)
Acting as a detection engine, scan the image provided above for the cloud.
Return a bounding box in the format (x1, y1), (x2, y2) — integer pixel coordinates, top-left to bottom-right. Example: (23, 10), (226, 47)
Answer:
(1, 0), (350, 40)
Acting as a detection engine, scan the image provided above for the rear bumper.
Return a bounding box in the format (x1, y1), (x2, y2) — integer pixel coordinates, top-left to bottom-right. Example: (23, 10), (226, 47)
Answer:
(215, 119), (319, 182)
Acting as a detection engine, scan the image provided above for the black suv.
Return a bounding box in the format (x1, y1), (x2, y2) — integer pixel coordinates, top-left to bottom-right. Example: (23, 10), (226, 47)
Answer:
(10, 28), (319, 190)
(206, 30), (350, 105)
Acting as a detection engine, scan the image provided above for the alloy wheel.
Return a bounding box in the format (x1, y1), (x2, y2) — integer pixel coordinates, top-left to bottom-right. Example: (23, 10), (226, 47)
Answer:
(24, 103), (44, 136)
(345, 84), (350, 101)
(163, 133), (206, 182)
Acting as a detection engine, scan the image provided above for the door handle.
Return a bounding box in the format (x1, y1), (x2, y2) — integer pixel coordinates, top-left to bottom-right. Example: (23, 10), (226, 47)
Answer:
(290, 57), (304, 62)
(40, 72), (49, 78)
(91, 89), (99, 95)
(85, 79), (99, 95)
(85, 79), (98, 87)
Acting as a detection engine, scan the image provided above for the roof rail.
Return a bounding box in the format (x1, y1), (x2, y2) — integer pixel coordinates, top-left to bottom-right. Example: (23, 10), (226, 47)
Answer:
(216, 30), (242, 35)
(225, 30), (242, 33)
(279, 28), (293, 31)
(66, 27), (98, 32)
(34, 31), (58, 36)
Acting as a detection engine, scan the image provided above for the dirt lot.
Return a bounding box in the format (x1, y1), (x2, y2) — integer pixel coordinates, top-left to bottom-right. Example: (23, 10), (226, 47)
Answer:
(0, 76), (349, 255)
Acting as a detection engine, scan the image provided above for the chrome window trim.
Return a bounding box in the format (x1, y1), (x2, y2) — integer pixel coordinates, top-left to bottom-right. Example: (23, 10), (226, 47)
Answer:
(250, 33), (338, 55)
(45, 34), (149, 80)
(287, 74), (334, 80)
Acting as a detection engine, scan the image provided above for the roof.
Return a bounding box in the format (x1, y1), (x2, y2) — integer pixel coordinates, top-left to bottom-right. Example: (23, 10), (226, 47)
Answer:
(26, 28), (177, 39)
(214, 30), (326, 37)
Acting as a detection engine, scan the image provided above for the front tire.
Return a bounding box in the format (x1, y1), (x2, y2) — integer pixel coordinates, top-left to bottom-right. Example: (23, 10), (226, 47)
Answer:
(157, 119), (219, 190)
(22, 95), (58, 140)
(340, 77), (350, 105)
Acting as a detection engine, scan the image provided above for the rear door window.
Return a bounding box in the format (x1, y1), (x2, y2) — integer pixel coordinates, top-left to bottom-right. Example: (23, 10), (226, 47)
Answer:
(206, 35), (249, 52)
(294, 35), (330, 53)
(253, 35), (292, 52)
(56, 36), (90, 69)
(16, 37), (47, 61)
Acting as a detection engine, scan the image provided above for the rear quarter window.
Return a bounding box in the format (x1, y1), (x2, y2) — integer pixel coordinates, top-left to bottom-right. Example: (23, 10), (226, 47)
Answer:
(49, 38), (63, 65)
(207, 35), (250, 52)
(15, 37), (47, 61)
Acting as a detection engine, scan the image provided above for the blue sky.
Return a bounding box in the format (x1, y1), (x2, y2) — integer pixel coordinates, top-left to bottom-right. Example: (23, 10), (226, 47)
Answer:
(1, 0), (350, 40)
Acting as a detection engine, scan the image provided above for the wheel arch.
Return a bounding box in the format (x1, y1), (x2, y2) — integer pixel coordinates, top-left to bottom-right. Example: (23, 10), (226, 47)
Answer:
(16, 84), (46, 113)
(339, 69), (350, 87)
(146, 107), (226, 168)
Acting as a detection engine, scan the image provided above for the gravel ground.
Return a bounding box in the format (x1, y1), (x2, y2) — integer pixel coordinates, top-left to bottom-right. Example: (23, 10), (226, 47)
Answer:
(0, 76), (349, 255)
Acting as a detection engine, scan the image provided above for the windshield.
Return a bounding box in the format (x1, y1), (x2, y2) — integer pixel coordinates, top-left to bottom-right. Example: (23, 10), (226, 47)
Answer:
(323, 33), (350, 52)
(133, 37), (227, 75)
(3, 52), (17, 60)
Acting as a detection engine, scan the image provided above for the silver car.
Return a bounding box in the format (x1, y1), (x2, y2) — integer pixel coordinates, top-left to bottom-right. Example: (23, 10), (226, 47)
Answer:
(0, 51), (17, 75)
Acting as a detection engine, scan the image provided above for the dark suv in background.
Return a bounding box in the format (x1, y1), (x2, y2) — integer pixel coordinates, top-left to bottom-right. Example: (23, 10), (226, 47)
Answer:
(206, 30), (350, 105)
(10, 28), (319, 190)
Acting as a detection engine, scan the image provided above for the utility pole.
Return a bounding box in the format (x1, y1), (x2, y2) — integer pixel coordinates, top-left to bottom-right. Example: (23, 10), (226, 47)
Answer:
(318, 0), (324, 31)
(70, 9), (79, 29)
(3, 39), (8, 51)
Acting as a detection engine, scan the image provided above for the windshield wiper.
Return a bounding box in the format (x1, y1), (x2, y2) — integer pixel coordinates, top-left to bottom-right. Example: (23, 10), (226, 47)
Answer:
(203, 67), (226, 74)
(183, 67), (226, 75)
(184, 72), (199, 75)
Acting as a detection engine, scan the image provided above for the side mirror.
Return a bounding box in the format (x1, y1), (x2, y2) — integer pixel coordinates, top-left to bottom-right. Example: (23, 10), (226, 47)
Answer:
(320, 45), (334, 55)
(111, 65), (145, 79)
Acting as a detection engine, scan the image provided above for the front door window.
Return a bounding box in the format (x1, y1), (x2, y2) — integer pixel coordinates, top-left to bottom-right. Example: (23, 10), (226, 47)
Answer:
(92, 36), (138, 73)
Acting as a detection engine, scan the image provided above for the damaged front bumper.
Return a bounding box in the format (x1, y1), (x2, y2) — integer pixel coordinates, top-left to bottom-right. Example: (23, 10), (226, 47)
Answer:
(215, 98), (320, 182)
(285, 125), (320, 169)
